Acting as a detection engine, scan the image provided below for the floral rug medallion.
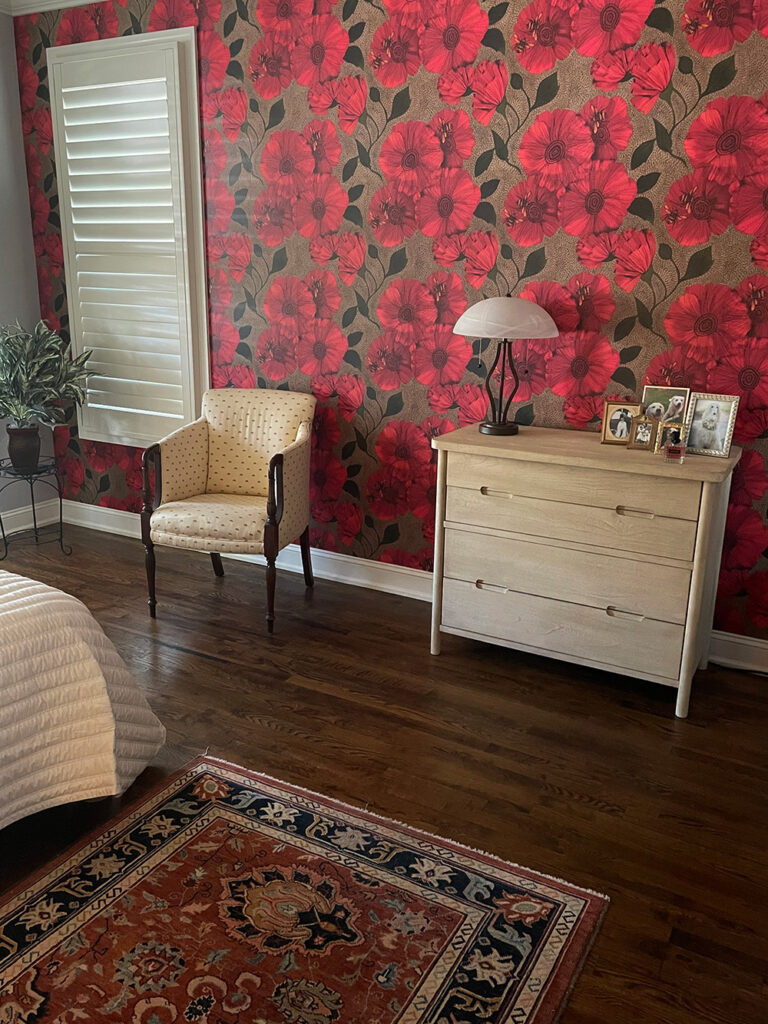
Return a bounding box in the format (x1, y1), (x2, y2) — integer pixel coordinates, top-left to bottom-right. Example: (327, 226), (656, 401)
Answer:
(0, 758), (607, 1023)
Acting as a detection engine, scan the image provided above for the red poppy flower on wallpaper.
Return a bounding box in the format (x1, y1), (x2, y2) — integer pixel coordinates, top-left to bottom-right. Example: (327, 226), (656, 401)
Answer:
(470, 61), (508, 125)
(664, 283), (751, 362)
(613, 228), (656, 292)
(590, 45), (634, 90)
(379, 121), (443, 191)
(463, 231), (499, 288)
(260, 131), (315, 193)
(376, 420), (432, 477)
(662, 169), (730, 246)
(42, 233), (63, 275)
(311, 449), (347, 502)
(438, 66), (473, 104)
(738, 275), (768, 338)
(685, 96), (768, 187)
(563, 392), (628, 430)
(681, 0), (754, 56)
(409, 471), (438, 520)
(333, 501), (364, 545)
(209, 310), (240, 364)
(258, 0), (312, 42)
(430, 109), (474, 168)
(546, 330), (620, 397)
(369, 184), (418, 245)
(192, 0), (221, 31)
(83, 440), (133, 475)
(203, 129), (228, 179)
(730, 449), (768, 505)
(59, 456), (86, 499)
(308, 80), (337, 115)
(205, 178), (236, 234)
(507, 341), (549, 402)
(334, 374), (366, 420)
(432, 233), (464, 266)
(420, 0), (488, 74)
(302, 120), (341, 174)
(520, 280), (579, 333)
(378, 279), (437, 344)
(264, 275), (315, 324)
(568, 273), (616, 331)
(335, 232), (366, 284)
(208, 266), (232, 309)
(297, 319), (347, 375)
(212, 363), (257, 389)
(750, 237), (768, 271)
(17, 63), (38, 113)
(305, 269), (341, 318)
(148, 0), (196, 32)
(292, 16), (349, 86)
(427, 270), (467, 324)
(312, 404), (342, 451)
(420, 414), (455, 444)
(335, 76), (368, 134)
(454, 382), (489, 426)
(24, 141), (42, 186)
(519, 109), (594, 188)
(55, 6), (100, 44)
(224, 234), (251, 283)
(572, 0), (653, 57)
(385, 0), (433, 30)
(643, 348), (710, 391)
(309, 234), (336, 264)
(416, 169), (480, 237)
(379, 547), (434, 570)
(248, 34), (293, 99)
(198, 31), (230, 93)
(370, 18), (421, 86)
(629, 42), (675, 114)
(80, 3), (117, 39)
(734, 405), (768, 443)
(412, 324), (472, 386)
(580, 96), (632, 160)
(746, 572), (768, 630)
(721, 504), (768, 571)
(730, 171), (768, 237)
(708, 339), (768, 408)
(28, 108), (52, 156)
(366, 333), (413, 389)
(294, 174), (347, 238)
(310, 527), (338, 551)
(559, 161), (637, 236)
(253, 184), (295, 245)
(511, 0), (572, 74)
(366, 467), (411, 520)
(256, 324), (298, 379)
(503, 178), (559, 247)
(576, 232), (618, 269)
(218, 88), (248, 140)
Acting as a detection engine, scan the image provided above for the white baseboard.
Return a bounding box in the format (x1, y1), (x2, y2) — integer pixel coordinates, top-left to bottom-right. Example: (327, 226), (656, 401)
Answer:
(59, 499), (767, 675)
(1, 499), (59, 535)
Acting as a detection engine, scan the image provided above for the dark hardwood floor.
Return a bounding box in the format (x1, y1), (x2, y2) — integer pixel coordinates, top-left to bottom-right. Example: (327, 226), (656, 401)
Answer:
(1, 525), (767, 1022)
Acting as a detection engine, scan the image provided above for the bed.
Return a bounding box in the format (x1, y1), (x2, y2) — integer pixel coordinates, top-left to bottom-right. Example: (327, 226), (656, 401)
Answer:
(0, 569), (165, 831)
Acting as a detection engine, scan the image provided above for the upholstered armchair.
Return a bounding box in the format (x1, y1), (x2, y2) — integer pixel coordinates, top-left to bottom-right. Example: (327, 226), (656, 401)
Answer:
(141, 388), (316, 632)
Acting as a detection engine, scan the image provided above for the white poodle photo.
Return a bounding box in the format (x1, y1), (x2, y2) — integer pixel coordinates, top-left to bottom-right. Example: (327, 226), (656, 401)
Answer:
(688, 402), (724, 451)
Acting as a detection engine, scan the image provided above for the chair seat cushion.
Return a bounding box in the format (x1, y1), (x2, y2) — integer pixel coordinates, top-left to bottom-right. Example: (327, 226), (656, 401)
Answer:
(150, 493), (267, 554)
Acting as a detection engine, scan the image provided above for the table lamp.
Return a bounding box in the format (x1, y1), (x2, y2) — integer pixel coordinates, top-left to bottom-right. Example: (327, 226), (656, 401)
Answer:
(453, 296), (558, 436)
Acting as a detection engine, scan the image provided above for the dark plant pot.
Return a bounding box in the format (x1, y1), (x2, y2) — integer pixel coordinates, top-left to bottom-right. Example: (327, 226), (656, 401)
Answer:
(7, 425), (41, 473)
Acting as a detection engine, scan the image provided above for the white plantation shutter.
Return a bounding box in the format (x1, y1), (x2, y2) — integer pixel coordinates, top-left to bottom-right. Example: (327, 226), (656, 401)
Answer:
(48, 29), (208, 447)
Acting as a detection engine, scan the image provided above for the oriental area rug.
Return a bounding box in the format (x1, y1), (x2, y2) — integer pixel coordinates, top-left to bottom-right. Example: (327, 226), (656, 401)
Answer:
(0, 758), (607, 1023)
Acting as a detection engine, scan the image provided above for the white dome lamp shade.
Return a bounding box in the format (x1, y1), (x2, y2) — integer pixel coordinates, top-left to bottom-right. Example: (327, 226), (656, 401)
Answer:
(453, 297), (558, 436)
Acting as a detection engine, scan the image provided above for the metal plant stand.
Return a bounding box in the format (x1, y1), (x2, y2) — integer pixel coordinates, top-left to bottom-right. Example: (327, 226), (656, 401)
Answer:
(0, 458), (71, 560)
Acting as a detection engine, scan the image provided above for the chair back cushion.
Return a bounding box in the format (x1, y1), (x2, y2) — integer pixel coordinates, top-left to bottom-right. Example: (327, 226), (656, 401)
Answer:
(202, 388), (316, 495)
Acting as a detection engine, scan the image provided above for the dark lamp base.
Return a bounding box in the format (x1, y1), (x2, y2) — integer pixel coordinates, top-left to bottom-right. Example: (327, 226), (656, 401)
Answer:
(479, 421), (519, 436)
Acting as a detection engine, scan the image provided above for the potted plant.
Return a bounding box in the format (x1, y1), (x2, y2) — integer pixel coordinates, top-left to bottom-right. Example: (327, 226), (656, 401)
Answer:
(0, 320), (92, 473)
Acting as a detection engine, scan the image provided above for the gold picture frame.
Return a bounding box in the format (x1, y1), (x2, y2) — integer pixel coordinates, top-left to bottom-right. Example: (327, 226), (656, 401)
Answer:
(683, 393), (740, 457)
(654, 421), (685, 454)
(627, 416), (658, 451)
(601, 401), (643, 445)
(641, 385), (690, 423)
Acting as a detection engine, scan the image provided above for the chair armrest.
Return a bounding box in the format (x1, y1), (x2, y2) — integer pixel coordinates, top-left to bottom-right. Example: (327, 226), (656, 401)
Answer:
(267, 421), (312, 548)
(142, 418), (209, 511)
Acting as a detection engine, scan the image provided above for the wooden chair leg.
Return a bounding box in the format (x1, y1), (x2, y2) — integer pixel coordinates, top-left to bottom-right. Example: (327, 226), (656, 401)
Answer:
(144, 541), (157, 618)
(266, 559), (276, 634)
(300, 526), (314, 588)
(210, 552), (225, 577)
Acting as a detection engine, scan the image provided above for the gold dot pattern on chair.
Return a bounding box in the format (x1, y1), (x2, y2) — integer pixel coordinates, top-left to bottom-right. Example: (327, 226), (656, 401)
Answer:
(150, 493), (269, 554)
(158, 419), (209, 504)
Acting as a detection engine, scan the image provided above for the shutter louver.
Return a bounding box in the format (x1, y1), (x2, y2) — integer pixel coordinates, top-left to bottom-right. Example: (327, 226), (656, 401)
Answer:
(48, 32), (207, 447)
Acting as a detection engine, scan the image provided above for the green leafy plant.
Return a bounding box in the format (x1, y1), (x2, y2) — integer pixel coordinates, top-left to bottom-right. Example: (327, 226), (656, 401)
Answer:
(0, 320), (92, 427)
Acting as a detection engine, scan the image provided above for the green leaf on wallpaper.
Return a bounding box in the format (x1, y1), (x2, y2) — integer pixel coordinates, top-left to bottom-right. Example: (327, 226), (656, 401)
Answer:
(32, 42), (42, 64)
(236, 0), (248, 18)
(229, 38), (244, 57)
(239, 147), (253, 172)
(342, 0), (357, 19)
(515, 404), (535, 426)
(480, 178), (500, 199)
(532, 72), (559, 110)
(48, 211), (61, 229)
(474, 149), (494, 176)
(509, 72), (523, 89)
(635, 297), (653, 328)
(43, 173), (53, 192)
(355, 426), (370, 452)
(228, 163), (242, 187)
(636, 172), (660, 194)
(341, 440), (356, 459)
(620, 345), (642, 364)
(348, 21), (365, 42)
(390, 87), (411, 120)
(344, 205), (364, 227)
(355, 290), (370, 316)
(271, 247), (288, 272)
(629, 196), (655, 223)
(385, 393), (404, 416)
(382, 523), (400, 544)
(488, 2), (509, 23)
(239, 325), (252, 339)
(658, 243), (673, 260)
(612, 366), (637, 390)
(97, 474), (111, 495)
(344, 45), (364, 67)
(348, 184), (364, 202)
(37, 83), (50, 102)
(342, 157), (358, 181)
(54, 292), (64, 313)
(500, 243), (515, 260)
(482, 27), (506, 52)
(653, 118), (673, 154)
(236, 342), (251, 359)
(368, 243), (379, 259)
(234, 188), (248, 205)
(226, 60), (243, 81)
(344, 349), (363, 370)
(341, 306), (357, 328)
(681, 246), (713, 281)
(474, 202), (497, 225)
(645, 5), (674, 33)
(348, 331), (363, 346)
(267, 99), (285, 129)
(631, 139), (654, 168)
(223, 10), (237, 35)
(614, 315), (636, 342)
(703, 55), (736, 96)
(387, 248), (407, 276)
(365, 386), (376, 400)
(343, 479), (361, 499)
(678, 55), (694, 74)
(370, 86), (381, 102)
(520, 248), (547, 280)
(233, 301), (246, 321)
(364, 513), (374, 527)
(492, 130), (508, 160)
(244, 288), (258, 312)
(356, 141), (371, 168)
(347, 464), (361, 477)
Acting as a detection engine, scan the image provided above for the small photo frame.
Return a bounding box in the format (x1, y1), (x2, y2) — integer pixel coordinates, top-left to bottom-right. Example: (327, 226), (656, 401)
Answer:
(654, 422), (685, 454)
(641, 385), (690, 423)
(601, 401), (643, 445)
(683, 393), (739, 457)
(627, 416), (658, 451)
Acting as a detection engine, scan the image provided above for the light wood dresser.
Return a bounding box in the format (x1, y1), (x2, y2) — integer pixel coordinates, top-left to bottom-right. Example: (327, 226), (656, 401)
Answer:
(430, 425), (741, 718)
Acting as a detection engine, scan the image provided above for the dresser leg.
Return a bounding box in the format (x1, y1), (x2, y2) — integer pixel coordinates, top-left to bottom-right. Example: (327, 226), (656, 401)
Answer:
(430, 634), (441, 655)
(430, 449), (447, 657)
(675, 679), (691, 719)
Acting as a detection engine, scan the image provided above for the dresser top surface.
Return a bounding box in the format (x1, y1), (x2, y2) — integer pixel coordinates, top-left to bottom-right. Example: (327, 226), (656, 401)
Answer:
(432, 424), (741, 483)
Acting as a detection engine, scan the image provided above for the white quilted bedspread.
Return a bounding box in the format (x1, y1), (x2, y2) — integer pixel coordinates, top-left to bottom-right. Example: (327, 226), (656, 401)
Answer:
(0, 570), (165, 831)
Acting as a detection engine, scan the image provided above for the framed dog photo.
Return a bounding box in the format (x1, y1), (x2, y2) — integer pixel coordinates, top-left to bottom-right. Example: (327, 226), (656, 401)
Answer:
(684, 393), (739, 457)
(654, 422), (685, 454)
(627, 416), (658, 451)
(601, 401), (643, 445)
(641, 385), (690, 423)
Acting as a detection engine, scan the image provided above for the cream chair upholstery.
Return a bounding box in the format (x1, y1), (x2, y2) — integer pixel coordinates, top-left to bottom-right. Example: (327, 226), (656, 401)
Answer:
(141, 388), (316, 632)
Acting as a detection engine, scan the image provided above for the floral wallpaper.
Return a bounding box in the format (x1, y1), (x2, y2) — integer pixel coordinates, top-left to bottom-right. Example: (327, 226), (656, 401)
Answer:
(13, 0), (768, 638)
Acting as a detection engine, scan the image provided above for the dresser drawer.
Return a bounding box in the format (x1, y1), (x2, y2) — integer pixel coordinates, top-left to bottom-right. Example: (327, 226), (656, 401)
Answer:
(445, 487), (697, 561)
(444, 527), (691, 624)
(446, 453), (701, 521)
(442, 578), (684, 680)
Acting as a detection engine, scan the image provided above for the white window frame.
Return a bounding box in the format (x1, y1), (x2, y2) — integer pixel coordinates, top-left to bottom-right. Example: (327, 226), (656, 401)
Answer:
(48, 27), (209, 447)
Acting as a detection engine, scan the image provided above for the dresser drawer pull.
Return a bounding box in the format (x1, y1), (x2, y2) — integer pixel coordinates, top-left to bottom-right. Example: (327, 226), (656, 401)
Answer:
(479, 486), (517, 499)
(474, 580), (509, 594)
(615, 505), (655, 519)
(605, 606), (645, 622)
